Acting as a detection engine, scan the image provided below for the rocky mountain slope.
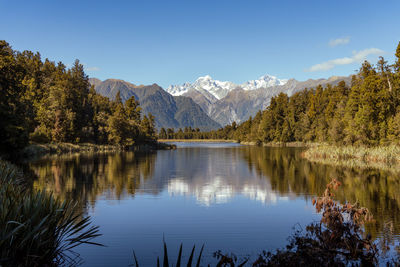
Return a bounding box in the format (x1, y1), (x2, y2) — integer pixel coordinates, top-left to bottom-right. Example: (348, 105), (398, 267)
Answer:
(89, 78), (221, 131)
(166, 75), (352, 126)
(166, 74), (287, 100)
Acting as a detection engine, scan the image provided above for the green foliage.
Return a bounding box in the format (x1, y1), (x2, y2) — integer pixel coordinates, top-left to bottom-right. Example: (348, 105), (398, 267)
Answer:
(0, 41), (30, 155)
(0, 159), (101, 266)
(251, 180), (378, 267)
(140, 114), (156, 142)
(131, 180), (390, 266)
(159, 127), (168, 139)
(0, 40), (157, 157)
(107, 96), (133, 146)
(177, 41), (400, 146)
(132, 240), (204, 267)
(395, 42), (400, 73)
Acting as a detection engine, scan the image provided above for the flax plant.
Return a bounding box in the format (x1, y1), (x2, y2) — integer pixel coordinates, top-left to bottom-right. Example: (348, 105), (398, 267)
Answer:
(0, 159), (102, 266)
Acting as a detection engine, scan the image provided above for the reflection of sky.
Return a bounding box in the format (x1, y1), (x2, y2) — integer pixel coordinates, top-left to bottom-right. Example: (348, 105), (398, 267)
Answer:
(167, 177), (290, 206)
(78, 192), (317, 267)
(30, 143), (318, 266)
(28, 143), (400, 266)
(138, 145), (296, 206)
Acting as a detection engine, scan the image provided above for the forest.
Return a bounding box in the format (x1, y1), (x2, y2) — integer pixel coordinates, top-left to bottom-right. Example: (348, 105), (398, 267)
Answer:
(0, 40), (156, 158)
(4, 39), (400, 157)
(161, 42), (400, 146)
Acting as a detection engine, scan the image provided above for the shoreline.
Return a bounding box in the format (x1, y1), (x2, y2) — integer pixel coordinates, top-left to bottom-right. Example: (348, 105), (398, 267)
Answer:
(158, 139), (310, 147)
(22, 141), (175, 160)
(157, 139), (238, 143)
(164, 139), (400, 171)
(302, 144), (400, 171)
(240, 141), (311, 147)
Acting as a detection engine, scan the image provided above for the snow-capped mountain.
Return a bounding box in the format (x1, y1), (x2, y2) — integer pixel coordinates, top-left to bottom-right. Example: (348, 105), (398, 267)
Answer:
(241, 74), (288, 91)
(166, 74), (288, 100)
(166, 74), (352, 126)
(167, 75), (237, 100)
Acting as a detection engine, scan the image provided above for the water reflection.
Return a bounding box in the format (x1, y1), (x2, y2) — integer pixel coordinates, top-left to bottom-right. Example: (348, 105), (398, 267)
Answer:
(240, 146), (400, 241)
(29, 144), (400, 253)
(31, 151), (156, 209)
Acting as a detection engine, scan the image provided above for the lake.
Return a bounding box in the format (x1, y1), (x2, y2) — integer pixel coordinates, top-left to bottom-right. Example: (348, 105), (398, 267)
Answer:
(28, 142), (400, 266)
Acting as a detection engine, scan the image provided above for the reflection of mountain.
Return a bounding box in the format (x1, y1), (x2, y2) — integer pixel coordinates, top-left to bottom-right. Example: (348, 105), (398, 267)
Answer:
(137, 147), (292, 206)
(29, 145), (400, 240)
(239, 146), (400, 240)
(167, 177), (287, 206)
(168, 177), (234, 205)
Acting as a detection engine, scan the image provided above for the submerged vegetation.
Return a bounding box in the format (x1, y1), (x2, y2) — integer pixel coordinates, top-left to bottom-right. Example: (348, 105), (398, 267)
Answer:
(0, 159), (101, 266)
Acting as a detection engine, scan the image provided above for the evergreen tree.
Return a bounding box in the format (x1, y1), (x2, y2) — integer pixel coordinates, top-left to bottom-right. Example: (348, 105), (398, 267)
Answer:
(159, 128), (167, 139)
(0, 41), (29, 155)
(107, 97), (131, 146)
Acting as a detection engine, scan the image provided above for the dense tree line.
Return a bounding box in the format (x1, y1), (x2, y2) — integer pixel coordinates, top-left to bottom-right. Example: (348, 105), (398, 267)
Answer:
(175, 42), (400, 146)
(0, 41), (156, 156)
(158, 126), (208, 139)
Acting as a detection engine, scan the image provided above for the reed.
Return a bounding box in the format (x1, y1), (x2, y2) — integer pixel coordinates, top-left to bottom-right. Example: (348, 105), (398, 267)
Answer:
(132, 241), (204, 267)
(0, 159), (102, 266)
(303, 144), (400, 167)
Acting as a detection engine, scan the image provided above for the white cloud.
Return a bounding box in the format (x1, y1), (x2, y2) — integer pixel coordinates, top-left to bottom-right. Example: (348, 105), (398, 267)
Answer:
(305, 48), (384, 72)
(86, 66), (100, 71)
(81, 63), (100, 72)
(329, 37), (350, 47)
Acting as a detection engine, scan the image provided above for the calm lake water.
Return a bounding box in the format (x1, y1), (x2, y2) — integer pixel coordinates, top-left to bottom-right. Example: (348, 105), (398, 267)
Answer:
(28, 142), (400, 266)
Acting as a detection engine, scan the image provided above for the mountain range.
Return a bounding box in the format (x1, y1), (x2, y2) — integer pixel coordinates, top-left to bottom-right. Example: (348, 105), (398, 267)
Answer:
(90, 74), (351, 130)
(89, 78), (221, 131)
(166, 74), (352, 125)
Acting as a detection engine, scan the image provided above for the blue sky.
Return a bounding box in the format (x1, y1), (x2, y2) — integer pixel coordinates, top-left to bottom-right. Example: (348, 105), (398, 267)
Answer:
(1, 0), (399, 88)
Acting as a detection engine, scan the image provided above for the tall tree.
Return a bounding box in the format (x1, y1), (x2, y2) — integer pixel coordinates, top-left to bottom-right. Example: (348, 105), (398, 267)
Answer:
(0, 41), (29, 155)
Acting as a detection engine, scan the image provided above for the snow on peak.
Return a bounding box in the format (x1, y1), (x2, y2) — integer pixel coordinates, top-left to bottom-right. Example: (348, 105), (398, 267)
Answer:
(241, 74), (288, 91)
(166, 74), (288, 100)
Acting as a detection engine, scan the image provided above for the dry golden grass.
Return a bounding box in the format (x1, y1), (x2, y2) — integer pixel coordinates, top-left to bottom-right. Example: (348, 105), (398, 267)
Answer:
(303, 144), (400, 171)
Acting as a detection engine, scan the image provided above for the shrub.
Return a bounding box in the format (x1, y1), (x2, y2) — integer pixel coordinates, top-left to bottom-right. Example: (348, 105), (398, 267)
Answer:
(0, 159), (101, 266)
(253, 179), (377, 266)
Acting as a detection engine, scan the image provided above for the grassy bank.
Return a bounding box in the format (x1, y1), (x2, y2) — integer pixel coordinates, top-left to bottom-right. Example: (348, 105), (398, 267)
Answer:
(158, 139), (238, 143)
(303, 144), (400, 170)
(23, 142), (119, 158)
(22, 141), (175, 159)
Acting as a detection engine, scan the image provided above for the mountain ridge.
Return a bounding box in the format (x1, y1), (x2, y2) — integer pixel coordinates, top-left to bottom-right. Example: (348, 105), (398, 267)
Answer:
(166, 74), (288, 100)
(90, 74), (352, 129)
(89, 78), (221, 131)
(165, 74), (352, 126)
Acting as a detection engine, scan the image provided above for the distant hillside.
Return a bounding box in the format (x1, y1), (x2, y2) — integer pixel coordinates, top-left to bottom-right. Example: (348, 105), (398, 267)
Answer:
(89, 78), (221, 131)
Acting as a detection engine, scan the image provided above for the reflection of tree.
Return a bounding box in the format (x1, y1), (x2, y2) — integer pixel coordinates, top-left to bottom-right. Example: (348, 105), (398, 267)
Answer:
(240, 146), (400, 240)
(30, 151), (156, 210)
(29, 146), (400, 244)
